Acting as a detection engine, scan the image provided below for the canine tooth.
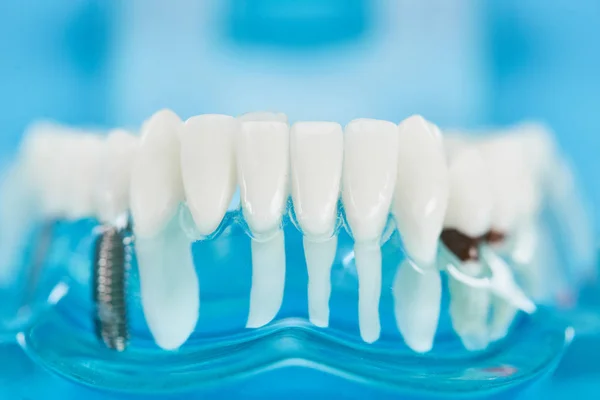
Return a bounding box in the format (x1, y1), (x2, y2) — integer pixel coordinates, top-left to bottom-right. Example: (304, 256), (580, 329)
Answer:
(239, 111), (288, 123)
(95, 129), (139, 224)
(136, 213), (199, 350)
(290, 121), (343, 328)
(130, 109), (199, 350)
(342, 118), (398, 343)
(391, 116), (447, 352)
(237, 119), (289, 328)
(394, 115), (448, 266)
(181, 114), (238, 236)
(393, 260), (441, 353)
(444, 147), (493, 350)
(130, 109), (184, 237)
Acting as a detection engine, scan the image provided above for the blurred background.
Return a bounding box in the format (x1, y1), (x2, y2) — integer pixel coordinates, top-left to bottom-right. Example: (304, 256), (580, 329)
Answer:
(0, 0), (598, 234)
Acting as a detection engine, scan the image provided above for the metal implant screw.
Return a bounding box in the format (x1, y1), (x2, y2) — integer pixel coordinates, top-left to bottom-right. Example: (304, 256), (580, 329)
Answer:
(93, 226), (130, 352)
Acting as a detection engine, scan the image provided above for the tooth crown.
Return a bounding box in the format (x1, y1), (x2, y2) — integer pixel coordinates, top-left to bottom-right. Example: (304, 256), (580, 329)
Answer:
(394, 115), (449, 266)
(342, 118), (399, 242)
(130, 109), (185, 237)
(290, 121), (343, 239)
(237, 120), (290, 236)
(181, 114), (238, 236)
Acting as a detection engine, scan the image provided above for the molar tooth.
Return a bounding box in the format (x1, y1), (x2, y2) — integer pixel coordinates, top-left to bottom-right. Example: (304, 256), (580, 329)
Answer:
(95, 129), (139, 224)
(180, 114), (238, 236)
(342, 118), (398, 343)
(290, 121), (343, 328)
(443, 147), (493, 350)
(392, 115), (448, 352)
(237, 118), (289, 328)
(130, 109), (199, 350)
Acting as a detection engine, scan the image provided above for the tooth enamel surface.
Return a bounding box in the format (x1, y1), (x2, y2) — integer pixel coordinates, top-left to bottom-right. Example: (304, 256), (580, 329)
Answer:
(342, 118), (398, 343)
(237, 118), (290, 328)
(393, 260), (441, 353)
(130, 110), (199, 350)
(137, 213), (199, 350)
(394, 115), (449, 266)
(290, 121), (343, 328)
(444, 148), (493, 238)
(238, 111), (288, 123)
(181, 114), (238, 236)
(95, 129), (139, 224)
(130, 109), (185, 237)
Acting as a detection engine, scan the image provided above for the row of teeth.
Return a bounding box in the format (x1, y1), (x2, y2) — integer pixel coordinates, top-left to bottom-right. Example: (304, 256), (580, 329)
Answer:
(13, 111), (555, 352)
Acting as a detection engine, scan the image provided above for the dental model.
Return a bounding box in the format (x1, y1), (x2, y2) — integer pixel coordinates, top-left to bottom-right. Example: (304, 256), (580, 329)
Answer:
(290, 121), (343, 328)
(392, 115), (449, 353)
(130, 109), (200, 350)
(442, 146), (494, 351)
(342, 119), (398, 343)
(8, 111), (582, 355)
(237, 112), (290, 328)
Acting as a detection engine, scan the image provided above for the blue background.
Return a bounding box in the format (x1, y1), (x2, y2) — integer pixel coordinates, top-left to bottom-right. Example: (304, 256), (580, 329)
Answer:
(0, 0), (599, 398)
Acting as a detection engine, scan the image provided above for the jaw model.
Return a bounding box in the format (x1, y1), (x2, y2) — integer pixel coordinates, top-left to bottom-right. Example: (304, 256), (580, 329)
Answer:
(0, 110), (588, 355)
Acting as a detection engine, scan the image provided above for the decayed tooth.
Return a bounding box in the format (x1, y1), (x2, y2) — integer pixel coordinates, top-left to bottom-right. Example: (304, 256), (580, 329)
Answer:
(95, 129), (139, 224)
(342, 118), (398, 343)
(238, 111), (288, 123)
(181, 115), (238, 236)
(238, 118), (289, 328)
(130, 109), (199, 350)
(290, 121), (343, 328)
(443, 147), (493, 351)
(392, 115), (448, 352)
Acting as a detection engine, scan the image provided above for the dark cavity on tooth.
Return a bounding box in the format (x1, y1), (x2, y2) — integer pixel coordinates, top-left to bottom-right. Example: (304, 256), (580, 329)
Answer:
(441, 229), (507, 261)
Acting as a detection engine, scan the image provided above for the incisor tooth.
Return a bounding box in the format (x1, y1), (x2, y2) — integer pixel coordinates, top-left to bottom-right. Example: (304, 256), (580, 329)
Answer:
(181, 114), (238, 236)
(290, 121), (343, 328)
(237, 118), (289, 328)
(342, 118), (398, 343)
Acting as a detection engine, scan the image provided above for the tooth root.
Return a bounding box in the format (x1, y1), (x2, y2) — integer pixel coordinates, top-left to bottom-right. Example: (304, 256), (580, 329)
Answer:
(489, 297), (517, 342)
(290, 121), (344, 328)
(393, 260), (441, 353)
(247, 230), (286, 328)
(342, 119), (399, 344)
(137, 215), (199, 350)
(237, 118), (290, 328)
(304, 236), (337, 328)
(448, 262), (491, 351)
(354, 242), (382, 343)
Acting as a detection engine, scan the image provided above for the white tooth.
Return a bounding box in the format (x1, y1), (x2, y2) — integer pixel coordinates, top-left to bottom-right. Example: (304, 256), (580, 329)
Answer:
(391, 116), (447, 351)
(130, 109), (199, 350)
(237, 118), (289, 328)
(394, 115), (448, 266)
(95, 129), (139, 224)
(136, 213), (199, 350)
(180, 114), (238, 236)
(342, 118), (398, 343)
(130, 109), (185, 236)
(393, 260), (441, 353)
(444, 147), (494, 350)
(238, 111), (288, 123)
(290, 121), (343, 328)
(448, 261), (491, 351)
(444, 148), (493, 237)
